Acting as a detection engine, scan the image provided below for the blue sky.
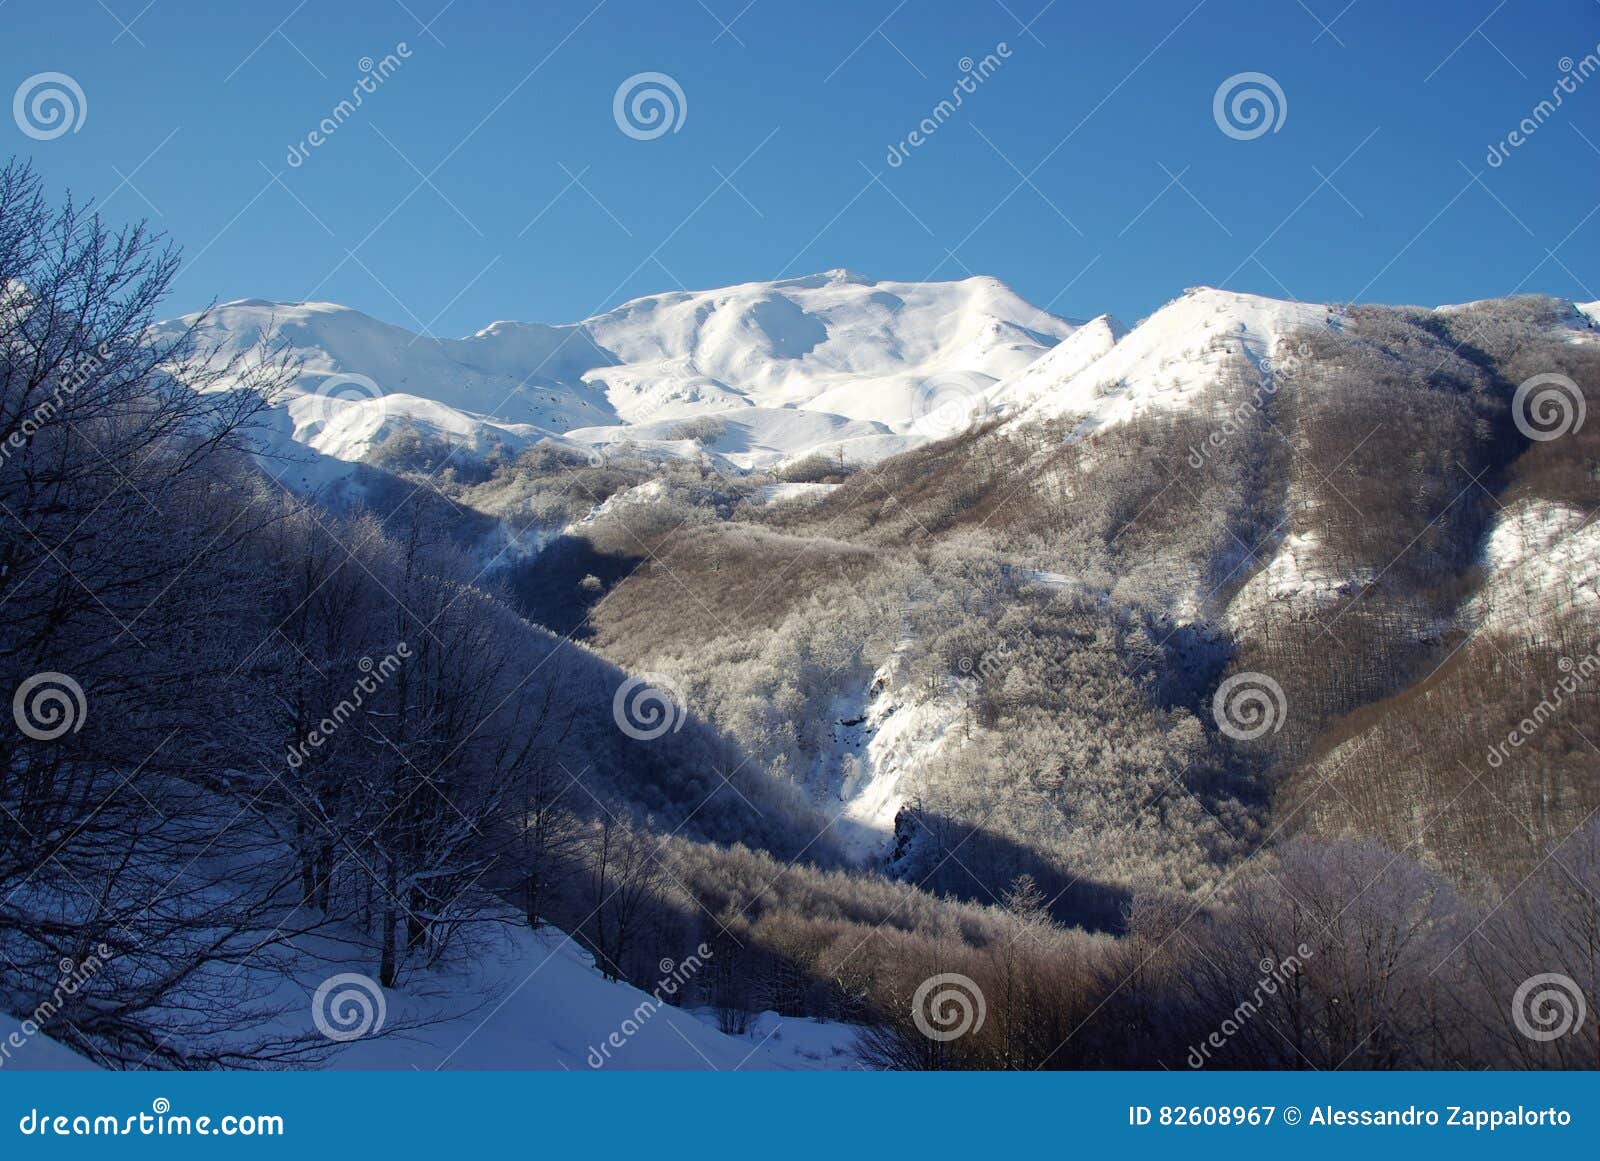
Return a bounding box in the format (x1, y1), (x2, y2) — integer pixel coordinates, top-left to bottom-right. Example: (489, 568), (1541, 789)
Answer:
(2, 0), (1597, 333)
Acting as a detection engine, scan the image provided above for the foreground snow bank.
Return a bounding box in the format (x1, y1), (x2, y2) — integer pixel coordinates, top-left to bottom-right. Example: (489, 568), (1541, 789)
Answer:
(1, 923), (863, 1072)
(324, 924), (862, 1071)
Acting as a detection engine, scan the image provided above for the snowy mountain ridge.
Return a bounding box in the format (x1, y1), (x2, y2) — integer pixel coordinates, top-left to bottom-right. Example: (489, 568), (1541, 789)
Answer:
(167, 269), (1080, 476)
(168, 276), (1600, 489)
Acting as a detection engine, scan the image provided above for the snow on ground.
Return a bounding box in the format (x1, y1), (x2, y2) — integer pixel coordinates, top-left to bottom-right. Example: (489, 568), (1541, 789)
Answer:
(1226, 530), (1376, 629)
(750, 482), (839, 506)
(317, 923), (861, 1071)
(566, 406), (898, 471)
(579, 269), (1078, 429)
(289, 389), (549, 464)
(1472, 498), (1600, 631)
(814, 652), (964, 862)
(164, 283), (1600, 483)
(689, 1010), (864, 1071)
(987, 314), (1125, 415)
(0, 1013), (97, 1071)
(567, 477), (671, 527)
(163, 270), (1079, 473)
(1, 921), (862, 1072)
(1006, 287), (1332, 439)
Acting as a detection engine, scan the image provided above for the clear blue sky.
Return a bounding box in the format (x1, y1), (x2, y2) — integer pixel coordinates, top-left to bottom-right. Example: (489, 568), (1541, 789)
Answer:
(3, 0), (1597, 333)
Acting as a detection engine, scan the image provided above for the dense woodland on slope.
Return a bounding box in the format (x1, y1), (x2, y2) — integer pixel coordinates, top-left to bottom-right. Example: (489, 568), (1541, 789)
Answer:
(3, 161), (1597, 1068)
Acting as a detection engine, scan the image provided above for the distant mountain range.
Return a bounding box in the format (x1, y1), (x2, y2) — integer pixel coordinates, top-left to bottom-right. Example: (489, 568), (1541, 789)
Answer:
(166, 272), (1600, 494)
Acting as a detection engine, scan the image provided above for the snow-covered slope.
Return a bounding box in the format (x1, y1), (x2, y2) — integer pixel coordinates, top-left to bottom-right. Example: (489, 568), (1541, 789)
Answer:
(816, 651), (966, 862)
(1003, 287), (1333, 437)
(166, 270), (1080, 474)
(173, 277), (1596, 486)
(987, 312), (1126, 414)
(0, 1013), (97, 1070)
(1472, 498), (1600, 631)
(0, 922), (859, 1071)
(577, 270), (1074, 430)
(323, 924), (859, 1071)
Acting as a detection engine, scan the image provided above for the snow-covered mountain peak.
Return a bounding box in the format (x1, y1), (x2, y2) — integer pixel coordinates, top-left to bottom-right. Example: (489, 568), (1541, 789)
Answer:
(1005, 286), (1333, 435)
(180, 280), (1595, 483)
(164, 272), (1083, 473)
(988, 313), (1127, 415)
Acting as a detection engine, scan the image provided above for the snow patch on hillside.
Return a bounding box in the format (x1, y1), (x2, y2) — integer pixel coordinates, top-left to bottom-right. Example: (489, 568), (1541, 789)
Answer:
(751, 482), (838, 506)
(1473, 499), (1600, 631)
(1227, 530), (1376, 629)
(819, 655), (964, 862)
